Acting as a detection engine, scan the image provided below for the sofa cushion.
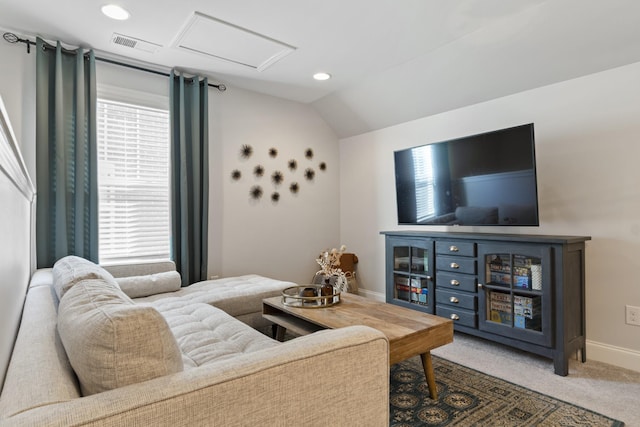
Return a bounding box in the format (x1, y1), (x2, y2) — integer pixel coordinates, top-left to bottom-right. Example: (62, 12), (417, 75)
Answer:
(115, 270), (182, 298)
(152, 300), (280, 369)
(57, 278), (183, 396)
(52, 255), (118, 300)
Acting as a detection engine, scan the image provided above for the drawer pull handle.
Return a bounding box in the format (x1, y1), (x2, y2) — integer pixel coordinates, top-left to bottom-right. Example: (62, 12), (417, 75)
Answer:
(449, 297), (459, 303)
(450, 262), (460, 269)
(450, 279), (460, 286)
(449, 245), (459, 252)
(478, 283), (483, 289)
(450, 314), (460, 320)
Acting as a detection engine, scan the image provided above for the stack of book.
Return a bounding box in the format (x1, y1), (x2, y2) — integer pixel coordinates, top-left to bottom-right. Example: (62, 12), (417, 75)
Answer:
(487, 255), (542, 291)
(514, 295), (541, 330)
(513, 255), (533, 290)
(489, 291), (512, 324)
(395, 276), (428, 305)
(488, 255), (511, 287)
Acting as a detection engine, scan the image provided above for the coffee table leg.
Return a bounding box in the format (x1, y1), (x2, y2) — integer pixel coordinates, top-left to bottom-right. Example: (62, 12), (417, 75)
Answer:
(420, 352), (438, 400)
(274, 324), (286, 342)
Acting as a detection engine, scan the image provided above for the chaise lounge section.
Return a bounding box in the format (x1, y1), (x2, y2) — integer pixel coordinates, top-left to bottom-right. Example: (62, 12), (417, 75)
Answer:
(0, 256), (389, 426)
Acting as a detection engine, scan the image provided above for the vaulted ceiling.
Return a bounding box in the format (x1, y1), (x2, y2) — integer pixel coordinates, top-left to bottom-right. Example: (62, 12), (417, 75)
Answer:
(2, 0), (640, 137)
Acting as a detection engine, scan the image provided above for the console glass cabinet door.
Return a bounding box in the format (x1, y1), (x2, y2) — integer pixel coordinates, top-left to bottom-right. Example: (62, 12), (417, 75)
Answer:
(385, 237), (435, 313)
(477, 243), (552, 347)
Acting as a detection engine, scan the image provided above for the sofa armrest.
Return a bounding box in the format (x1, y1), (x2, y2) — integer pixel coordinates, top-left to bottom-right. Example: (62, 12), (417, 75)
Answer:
(4, 326), (389, 427)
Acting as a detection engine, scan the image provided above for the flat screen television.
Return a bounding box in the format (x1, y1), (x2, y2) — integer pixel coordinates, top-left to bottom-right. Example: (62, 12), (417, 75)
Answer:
(394, 123), (539, 226)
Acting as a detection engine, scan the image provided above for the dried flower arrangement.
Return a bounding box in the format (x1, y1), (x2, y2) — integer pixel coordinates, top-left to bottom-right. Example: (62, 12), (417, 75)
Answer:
(315, 245), (348, 292)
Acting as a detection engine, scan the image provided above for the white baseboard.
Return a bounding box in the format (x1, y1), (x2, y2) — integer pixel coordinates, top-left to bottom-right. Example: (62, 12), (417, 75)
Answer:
(586, 339), (640, 373)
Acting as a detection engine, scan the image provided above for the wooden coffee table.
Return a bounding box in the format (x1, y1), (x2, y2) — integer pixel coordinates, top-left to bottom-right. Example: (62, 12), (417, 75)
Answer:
(262, 292), (453, 399)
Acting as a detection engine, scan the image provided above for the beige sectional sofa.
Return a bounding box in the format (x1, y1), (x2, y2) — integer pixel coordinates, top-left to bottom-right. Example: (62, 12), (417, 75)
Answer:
(0, 256), (389, 426)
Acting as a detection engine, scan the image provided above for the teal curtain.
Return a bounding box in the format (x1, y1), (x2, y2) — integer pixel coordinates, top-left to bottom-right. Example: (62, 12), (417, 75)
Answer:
(170, 71), (209, 286)
(35, 38), (98, 268)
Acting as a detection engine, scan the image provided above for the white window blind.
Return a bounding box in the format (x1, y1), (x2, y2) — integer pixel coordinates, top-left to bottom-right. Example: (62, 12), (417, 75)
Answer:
(97, 99), (170, 264)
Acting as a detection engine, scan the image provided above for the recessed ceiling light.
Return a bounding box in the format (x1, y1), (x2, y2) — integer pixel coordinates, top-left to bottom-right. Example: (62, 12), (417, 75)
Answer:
(101, 4), (130, 20)
(313, 72), (331, 81)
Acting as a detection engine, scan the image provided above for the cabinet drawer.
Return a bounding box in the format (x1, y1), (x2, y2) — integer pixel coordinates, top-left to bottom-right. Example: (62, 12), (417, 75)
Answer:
(436, 272), (477, 293)
(437, 306), (477, 328)
(436, 256), (476, 274)
(436, 289), (477, 310)
(436, 241), (476, 257)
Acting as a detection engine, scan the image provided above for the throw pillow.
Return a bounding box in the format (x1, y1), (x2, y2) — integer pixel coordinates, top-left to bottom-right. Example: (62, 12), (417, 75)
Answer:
(57, 278), (183, 396)
(52, 255), (118, 300)
(115, 270), (182, 298)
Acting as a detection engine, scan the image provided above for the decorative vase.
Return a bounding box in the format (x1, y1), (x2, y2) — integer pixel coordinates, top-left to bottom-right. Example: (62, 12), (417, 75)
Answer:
(321, 277), (333, 305)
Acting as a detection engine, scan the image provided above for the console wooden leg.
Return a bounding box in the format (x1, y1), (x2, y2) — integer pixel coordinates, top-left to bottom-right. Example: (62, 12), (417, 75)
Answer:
(420, 352), (438, 400)
(554, 353), (569, 376)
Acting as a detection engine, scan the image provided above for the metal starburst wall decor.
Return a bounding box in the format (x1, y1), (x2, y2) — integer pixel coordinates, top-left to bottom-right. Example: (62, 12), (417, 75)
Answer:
(249, 185), (263, 199)
(240, 144), (253, 158)
(232, 145), (329, 203)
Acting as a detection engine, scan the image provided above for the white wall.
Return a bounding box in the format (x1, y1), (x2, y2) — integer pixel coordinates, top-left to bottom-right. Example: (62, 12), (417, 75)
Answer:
(211, 87), (340, 282)
(339, 61), (640, 371)
(0, 42), (340, 287)
(0, 41), (36, 175)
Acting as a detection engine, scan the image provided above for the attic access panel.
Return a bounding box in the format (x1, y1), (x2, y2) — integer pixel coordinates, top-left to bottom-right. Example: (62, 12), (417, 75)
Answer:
(173, 12), (296, 71)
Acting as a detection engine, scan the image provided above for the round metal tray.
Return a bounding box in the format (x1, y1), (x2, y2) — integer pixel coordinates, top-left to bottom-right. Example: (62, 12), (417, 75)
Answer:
(282, 285), (341, 308)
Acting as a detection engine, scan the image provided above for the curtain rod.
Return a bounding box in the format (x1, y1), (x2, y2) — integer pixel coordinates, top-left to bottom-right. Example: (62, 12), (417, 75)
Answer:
(2, 32), (227, 92)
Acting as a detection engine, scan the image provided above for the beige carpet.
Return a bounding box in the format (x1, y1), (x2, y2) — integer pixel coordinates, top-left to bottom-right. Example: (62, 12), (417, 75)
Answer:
(431, 332), (640, 427)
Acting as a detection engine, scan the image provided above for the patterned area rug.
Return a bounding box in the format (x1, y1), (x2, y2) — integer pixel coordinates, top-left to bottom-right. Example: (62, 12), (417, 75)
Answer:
(390, 356), (624, 426)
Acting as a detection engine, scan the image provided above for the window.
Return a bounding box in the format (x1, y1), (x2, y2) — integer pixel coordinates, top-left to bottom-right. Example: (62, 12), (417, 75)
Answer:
(97, 98), (170, 264)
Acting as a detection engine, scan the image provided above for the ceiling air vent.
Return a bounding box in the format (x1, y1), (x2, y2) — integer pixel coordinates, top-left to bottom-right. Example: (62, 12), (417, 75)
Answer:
(111, 33), (161, 53)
